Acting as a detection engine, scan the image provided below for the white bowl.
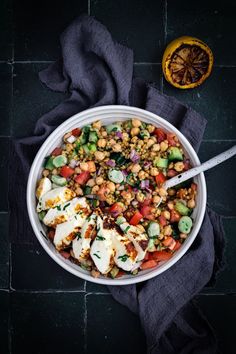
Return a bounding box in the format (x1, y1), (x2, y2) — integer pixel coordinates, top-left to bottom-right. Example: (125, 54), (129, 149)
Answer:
(27, 105), (206, 285)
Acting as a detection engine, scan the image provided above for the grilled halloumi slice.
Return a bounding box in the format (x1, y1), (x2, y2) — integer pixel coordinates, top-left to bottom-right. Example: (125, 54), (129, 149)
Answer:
(53, 216), (80, 250)
(72, 214), (97, 262)
(36, 177), (52, 199)
(90, 216), (114, 274)
(37, 187), (75, 212)
(43, 197), (91, 228)
(120, 223), (148, 262)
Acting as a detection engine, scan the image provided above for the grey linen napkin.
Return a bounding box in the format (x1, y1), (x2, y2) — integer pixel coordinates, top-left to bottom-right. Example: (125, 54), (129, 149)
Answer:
(9, 15), (225, 353)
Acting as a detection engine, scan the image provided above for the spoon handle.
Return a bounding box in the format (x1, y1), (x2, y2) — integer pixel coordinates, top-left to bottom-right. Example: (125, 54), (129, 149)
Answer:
(163, 145), (236, 190)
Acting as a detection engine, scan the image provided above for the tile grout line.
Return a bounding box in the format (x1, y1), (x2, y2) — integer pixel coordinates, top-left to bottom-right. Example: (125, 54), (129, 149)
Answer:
(8, 289), (87, 293)
(88, 0), (91, 16)
(164, 0), (167, 46)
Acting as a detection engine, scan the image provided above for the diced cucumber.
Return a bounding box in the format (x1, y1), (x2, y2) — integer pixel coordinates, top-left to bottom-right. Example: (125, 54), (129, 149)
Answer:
(178, 216), (193, 234)
(38, 210), (46, 221)
(82, 144), (90, 155)
(119, 222), (129, 232)
(139, 129), (150, 139)
(52, 155), (67, 168)
(108, 169), (124, 183)
(89, 131), (98, 143)
(75, 140), (81, 151)
(88, 143), (97, 153)
(51, 175), (67, 186)
(44, 156), (54, 170)
(79, 133), (87, 145)
(148, 238), (156, 252)
(106, 123), (122, 134)
(126, 173), (135, 186)
(154, 157), (169, 168)
(168, 147), (183, 161)
(175, 201), (190, 216)
(116, 216), (126, 225)
(110, 266), (120, 278)
(83, 186), (92, 195)
(109, 152), (127, 165)
(147, 222), (160, 238)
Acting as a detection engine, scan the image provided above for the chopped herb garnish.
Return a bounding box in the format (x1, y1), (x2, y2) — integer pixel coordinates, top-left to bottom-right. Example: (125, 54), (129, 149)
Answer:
(56, 205), (61, 211)
(75, 232), (81, 239)
(118, 254), (129, 262)
(87, 216), (91, 222)
(63, 203), (70, 210)
(124, 226), (130, 234)
(96, 235), (106, 241)
(149, 236), (157, 239)
(93, 253), (101, 259)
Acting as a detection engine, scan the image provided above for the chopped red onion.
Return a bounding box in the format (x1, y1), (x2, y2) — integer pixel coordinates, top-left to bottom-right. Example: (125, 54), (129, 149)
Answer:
(106, 159), (116, 167)
(117, 185), (124, 191)
(116, 131), (123, 139)
(85, 194), (98, 199)
(131, 200), (139, 207)
(141, 179), (150, 189)
(122, 169), (128, 177)
(133, 187), (139, 193)
(69, 159), (77, 168)
(143, 161), (151, 168)
(130, 149), (140, 163)
(97, 167), (102, 176)
(67, 135), (76, 144)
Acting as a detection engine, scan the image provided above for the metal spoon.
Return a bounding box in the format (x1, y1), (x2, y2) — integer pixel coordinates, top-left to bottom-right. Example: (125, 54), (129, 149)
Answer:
(163, 144), (236, 190)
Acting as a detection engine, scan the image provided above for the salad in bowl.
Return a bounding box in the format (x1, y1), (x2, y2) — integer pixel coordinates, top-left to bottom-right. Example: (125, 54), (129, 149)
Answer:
(35, 118), (197, 279)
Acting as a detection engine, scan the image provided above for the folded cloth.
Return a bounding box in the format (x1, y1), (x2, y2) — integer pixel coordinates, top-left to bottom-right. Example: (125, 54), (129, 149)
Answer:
(9, 14), (225, 353)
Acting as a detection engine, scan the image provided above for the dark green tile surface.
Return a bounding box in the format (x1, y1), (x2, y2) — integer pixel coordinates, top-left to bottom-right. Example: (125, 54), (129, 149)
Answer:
(14, 0), (88, 60)
(0, 291), (9, 354)
(12, 64), (66, 138)
(203, 218), (236, 294)
(86, 294), (146, 354)
(197, 295), (236, 354)
(134, 63), (162, 88)
(0, 138), (9, 211)
(86, 281), (108, 294)
(0, 64), (12, 136)
(0, 214), (9, 289)
(11, 292), (85, 354)
(163, 67), (236, 140)
(11, 243), (85, 291)
(0, 0), (12, 60)
(199, 141), (236, 216)
(167, 0), (236, 65)
(91, 0), (164, 62)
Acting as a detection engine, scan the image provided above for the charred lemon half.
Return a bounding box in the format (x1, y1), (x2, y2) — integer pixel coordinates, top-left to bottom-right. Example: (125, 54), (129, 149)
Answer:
(162, 36), (213, 89)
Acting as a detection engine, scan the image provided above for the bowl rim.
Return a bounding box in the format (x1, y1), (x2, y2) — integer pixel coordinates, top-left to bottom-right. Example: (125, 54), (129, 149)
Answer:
(27, 105), (207, 285)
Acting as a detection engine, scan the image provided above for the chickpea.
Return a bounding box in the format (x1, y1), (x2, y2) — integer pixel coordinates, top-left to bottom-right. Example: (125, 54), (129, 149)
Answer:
(147, 124), (155, 133)
(153, 195), (161, 204)
(159, 187), (167, 197)
(97, 139), (106, 148)
(130, 127), (140, 136)
(131, 136), (138, 143)
(75, 187), (83, 196)
(66, 143), (73, 152)
(42, 169), (49, 177)
(131, 164), (141, 173)
(91, 269), (100, 278)
(160, 141), (168, 152)
(163, 225), (172, 236)
(94, 151), (105, 161)
(86, 179), (95, 187)
(107, 181), (116, 193)
(180, 233), (187, 239)
(138, 170), (146, 180)
(101, 131), (107, 137)
(92, 121), (101, 129)
(96, 176), (104, 185)
(80, 162), (89, 171)
(136, 191), (145, 202)
(158, 233), (164, 240)
(169, 162), (174, 169)
(92, 185), (99, 194)
(167, 201), (174, 210)
(168, 188), (176, 196)
(146, 139), (155, 148)
(136, 224), (145, 232)
(150, 167), (159, 176)
(132, 118), (142, 128)
(75, 167), (81, 174)
(187, 199), (196, 208)
(152, 143), (160, 152)
(150, 151), (157, 158)
(63, 132), (71, 142)
(162, 210), (170, 220)
(122, 132), (129, 140)
(112, 143), (122, 152)
(174, 162), (184, 172)
(52, 168), (58, 175)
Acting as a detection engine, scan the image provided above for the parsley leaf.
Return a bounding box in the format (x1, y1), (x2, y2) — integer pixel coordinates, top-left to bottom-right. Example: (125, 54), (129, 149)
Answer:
(118, 254), (129, 262)
(93, 253), (101, 259)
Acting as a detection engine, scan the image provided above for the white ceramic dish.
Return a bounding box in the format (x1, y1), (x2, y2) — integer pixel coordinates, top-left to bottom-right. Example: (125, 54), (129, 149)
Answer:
(27, 105), (207, 285)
